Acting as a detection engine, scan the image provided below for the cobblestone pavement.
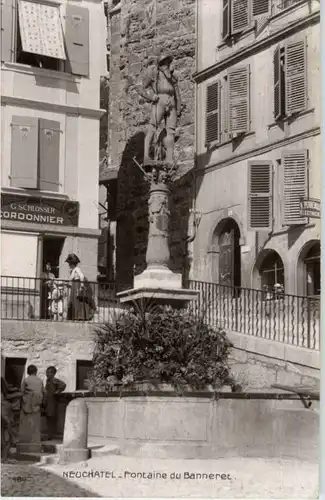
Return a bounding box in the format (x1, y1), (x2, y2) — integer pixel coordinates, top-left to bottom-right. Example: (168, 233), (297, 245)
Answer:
(1, 455), (318, 498)
(1, 461), (99, 497)
(44, 455), (318, 498)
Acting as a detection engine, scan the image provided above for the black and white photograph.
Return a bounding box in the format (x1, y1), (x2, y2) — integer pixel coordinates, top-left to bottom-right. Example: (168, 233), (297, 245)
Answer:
(0, 0), (321, 497)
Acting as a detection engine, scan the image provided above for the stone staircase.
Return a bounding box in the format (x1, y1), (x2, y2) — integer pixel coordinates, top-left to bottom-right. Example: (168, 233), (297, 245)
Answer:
(9, 439), (120, 466)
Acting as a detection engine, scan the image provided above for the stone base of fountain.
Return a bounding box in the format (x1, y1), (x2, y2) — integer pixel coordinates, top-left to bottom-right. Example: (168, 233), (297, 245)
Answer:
(117, 268), (198, 308)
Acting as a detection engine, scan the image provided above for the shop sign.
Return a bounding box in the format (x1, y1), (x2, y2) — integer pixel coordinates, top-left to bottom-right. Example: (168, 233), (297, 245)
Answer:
(1, 193), (79, 226)
(300, 198), (321, 219)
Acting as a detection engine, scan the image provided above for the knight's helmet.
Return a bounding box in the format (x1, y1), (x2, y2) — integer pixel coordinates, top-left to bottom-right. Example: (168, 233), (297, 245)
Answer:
(157, 53), (173, 67)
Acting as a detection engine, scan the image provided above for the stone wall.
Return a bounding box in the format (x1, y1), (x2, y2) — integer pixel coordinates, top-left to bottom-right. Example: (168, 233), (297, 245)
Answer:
(227, 331), (320, 391)
(103, 0), (196, 288)
(1, 320), (320, 393)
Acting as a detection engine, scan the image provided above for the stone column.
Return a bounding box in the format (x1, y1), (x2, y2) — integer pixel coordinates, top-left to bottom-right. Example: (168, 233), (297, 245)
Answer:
(59, 398), (89, 464)
(146, 178), (170, 270)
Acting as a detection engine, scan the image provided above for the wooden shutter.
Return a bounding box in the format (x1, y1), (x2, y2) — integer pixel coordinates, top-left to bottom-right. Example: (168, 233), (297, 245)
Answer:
(252, 0), (270, 16)
(231, 0), (250, 35)
(228, 65), (250, 135)
(222, 0), (230, 40)
(285, 39), (307, 115)
(273, 46), (282, 120)
(282, 150), (308, 225)
(248, 161), (272, 231)
(65, 5), (89, 76)
(39, 119), (61, 192)
(205, 81), (220, 145)
(1, 0), (15, 62)
(10, 116), (38, 189)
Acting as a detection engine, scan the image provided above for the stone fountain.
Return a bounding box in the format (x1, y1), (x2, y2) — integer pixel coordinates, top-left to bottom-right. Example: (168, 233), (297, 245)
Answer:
(117, 53), (198, 308)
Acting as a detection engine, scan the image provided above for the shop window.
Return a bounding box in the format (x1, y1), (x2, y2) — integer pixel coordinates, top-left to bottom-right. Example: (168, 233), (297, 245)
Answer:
(259, 251), (284, 291)
(5, 357), (26, 388)
(76, 360), (93, 390)
(304, 243), (320, 297)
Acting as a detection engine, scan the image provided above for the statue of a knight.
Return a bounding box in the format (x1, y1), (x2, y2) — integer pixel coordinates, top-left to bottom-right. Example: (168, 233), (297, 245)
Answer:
(139, 53), (182, 164)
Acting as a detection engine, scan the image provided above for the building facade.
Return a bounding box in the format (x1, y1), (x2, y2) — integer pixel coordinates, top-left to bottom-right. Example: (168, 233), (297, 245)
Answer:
(1, 0), (107, 282)
(192, 0), (320, 296)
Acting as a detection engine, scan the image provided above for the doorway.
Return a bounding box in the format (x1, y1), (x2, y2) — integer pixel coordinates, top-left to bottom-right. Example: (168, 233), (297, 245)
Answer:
(42, 236), (65, 278)
(215, 218), (241, 288)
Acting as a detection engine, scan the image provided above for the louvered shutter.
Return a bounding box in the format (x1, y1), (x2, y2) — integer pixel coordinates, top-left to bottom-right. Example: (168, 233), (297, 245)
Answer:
(39, 119), (60, 192)
(1, 0), (15, 62)
(205, 81), (220, 145)
(285, 39), (307, 115)
(222, 0), (230, 40)
(252, 0), (270, 16)
(65, 5), (89, 76)
(228, 65), (250, 135)
(273, 46), (282, 120)
(10, 116), (38, 189)
(283, 150), (308, 225)
(248, 161), (272, 231)
(231, 0), (250, 35)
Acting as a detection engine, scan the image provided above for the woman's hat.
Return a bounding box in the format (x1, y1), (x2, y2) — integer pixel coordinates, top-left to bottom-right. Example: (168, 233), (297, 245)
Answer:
(65, 253), (80, 265)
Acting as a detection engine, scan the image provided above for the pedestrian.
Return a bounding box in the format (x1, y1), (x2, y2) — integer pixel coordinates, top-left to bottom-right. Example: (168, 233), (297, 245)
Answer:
(65, 253), (95, 321)
(44, 366), (66, 441)
(42, 262), (55, 319)
(18, 365), (44, 449)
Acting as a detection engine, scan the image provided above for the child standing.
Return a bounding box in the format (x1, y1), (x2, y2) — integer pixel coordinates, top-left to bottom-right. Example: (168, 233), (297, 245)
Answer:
(44, 367), (66, 441)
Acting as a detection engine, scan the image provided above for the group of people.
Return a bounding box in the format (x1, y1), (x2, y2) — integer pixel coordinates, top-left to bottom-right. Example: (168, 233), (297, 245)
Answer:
(1, 365), (66, 461)
(43, 253), (96, 321)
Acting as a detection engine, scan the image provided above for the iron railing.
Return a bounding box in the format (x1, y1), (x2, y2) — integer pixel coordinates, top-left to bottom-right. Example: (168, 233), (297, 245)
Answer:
(186, 280), (320, 351)
(1, 276), (320, 351)
(0, 276), (120, 324)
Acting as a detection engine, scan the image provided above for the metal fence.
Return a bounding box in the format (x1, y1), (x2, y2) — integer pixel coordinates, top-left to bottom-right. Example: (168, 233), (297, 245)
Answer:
(1, 276), (320, 351)
(186, 280), (320, 351)
(0, 276), (120, 324)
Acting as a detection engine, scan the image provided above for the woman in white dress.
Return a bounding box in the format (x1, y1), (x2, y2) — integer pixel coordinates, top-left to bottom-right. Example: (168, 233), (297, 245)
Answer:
(65, 253), (94, 321)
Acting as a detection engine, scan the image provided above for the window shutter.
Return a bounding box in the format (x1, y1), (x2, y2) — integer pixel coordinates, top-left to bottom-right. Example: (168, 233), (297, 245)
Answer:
(285, 39), (307, 115)
(273, 46), (282, 120)
(248, 161), (272, 231)
(282, 150), (308, 225)
(39, 119), (61, 192)
(222, 0), (230, 40)
(231, 0), (250, 35)
(252, 0), (270, 16)
(228, 65), (250, 135)
(65, 5), (89, 76)
(205, 81), (220, 145)
(10, 116), (38, 189)
(1, 0), (15, 62)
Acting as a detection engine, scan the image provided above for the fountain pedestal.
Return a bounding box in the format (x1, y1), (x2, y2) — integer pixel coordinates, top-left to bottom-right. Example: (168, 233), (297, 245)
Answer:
(117, 161), (197, 308)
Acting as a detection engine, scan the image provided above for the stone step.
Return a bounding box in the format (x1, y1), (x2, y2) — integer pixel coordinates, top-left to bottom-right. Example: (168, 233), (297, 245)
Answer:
(90, 444), (121, 458)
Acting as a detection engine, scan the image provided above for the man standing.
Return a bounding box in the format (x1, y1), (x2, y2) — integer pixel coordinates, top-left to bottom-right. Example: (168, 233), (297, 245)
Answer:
(44, 366), (66, 441)
(139, 53), (182, 164)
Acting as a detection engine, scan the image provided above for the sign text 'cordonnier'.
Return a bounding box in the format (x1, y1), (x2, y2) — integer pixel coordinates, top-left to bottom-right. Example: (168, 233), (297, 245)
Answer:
(1, 194), (79, 227)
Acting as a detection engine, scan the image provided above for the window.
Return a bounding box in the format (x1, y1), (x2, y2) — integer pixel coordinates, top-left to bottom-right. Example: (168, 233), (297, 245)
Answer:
(205, 65), (250, 146)
(5, 357), (27, 388)
(304, 243), (320, 297)
(1, 0), (90, 77)
(76, 360), (93, 390)
(282, 149), (308, 225)
(248, 161), (273, 231)
(259, 251), (284, 290)
(273, 39), (307, 120)
(10, 116), (60, 191)
(222, 0), (270, 41)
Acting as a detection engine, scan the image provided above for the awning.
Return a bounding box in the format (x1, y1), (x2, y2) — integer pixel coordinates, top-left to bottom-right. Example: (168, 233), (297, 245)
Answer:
(18, 0), (66, 60)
